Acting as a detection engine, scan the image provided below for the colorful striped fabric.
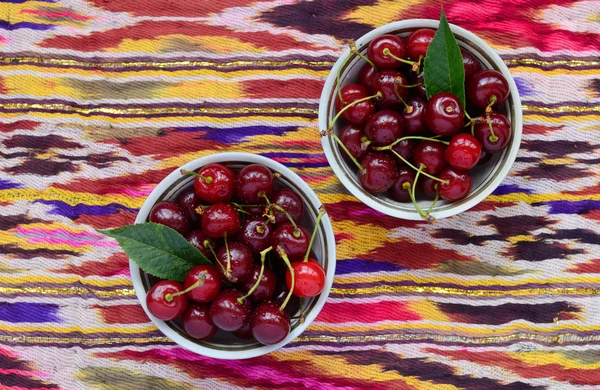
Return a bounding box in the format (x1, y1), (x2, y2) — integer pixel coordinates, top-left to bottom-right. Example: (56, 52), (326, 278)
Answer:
(1, 0), (599, 388)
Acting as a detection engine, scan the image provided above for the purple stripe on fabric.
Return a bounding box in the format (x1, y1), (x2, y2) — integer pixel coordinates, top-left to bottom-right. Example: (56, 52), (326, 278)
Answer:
(539, 200), (600, 215)
(0, 0), (55, 3)
(335, 259), (407, 274)
(0, 21), (55, 31)
(492, 184), (534, 195)
(35, 200), (138, 219)
(178, 125), (298, 143)
(0, 179), (21, 190)
(0, 302), (60, 323)
(513, 76), (534, 97)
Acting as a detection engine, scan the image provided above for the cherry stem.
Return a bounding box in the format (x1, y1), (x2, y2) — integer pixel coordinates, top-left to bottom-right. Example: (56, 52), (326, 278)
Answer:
(409, 163), (432, 223)
(348, 39), (377, 71)
(271, 204), (299, 234)
(303, 206), (326, 262)
(413, 55), (423, 72)
(335, 50), (351, 105)
(426, 184), (440, 216)
(360, 136), (371, 151)
(328, 92), (382, 131)
(464, 110), (473, 121)
(277, 246), (295, 312)
(328, 132), (366, 173)
(258, 191), (271, 206)
(164, 276), (205, 302)
(205, 241), (227, 274)
(376, 135), (448, 151)
(180, 169), (212, 184)
(393, 82), (411, 112)
(390, 149), (449, 184)
(486, 113), (499, 143)
(224, 232), (231, 277)
(471, 121), (476, 137)
(382, 48), (417, 67)
(237, 246), (272, 304)
(232, 202), (267, 208)
(486, 95), (497, 113)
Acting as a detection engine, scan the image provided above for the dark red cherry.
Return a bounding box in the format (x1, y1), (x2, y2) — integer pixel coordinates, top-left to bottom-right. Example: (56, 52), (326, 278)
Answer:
(216, 241), (253, 283)
(390, 167), (416, 202)
(183, 265), (221, 302)
(420, 177), (439, 200)
(233, 320), (253, 339)
(407, 28), (435, 60)
(237, 217), (272, 256)
(272, 188), (304, 225)
(201, 203), (241, 238)
(425, 93), (464, 136)
(438, 167), (472, 201)
(286, 259), (325, 298)
(473, 112), (511, 153)
(467, 70), (509, 109)
(445, 133), (482, 170)
(477, 149), (493, 165)
(209, 289), (251, 332)
(181, 303), (217, 340)
(334, 84), (375, 125)
(149, 201), (190, 235)
(370, 70), (408, 110)
(339, 124), (368, 163)
(367, 34), (407, 69)
(273, 282), (301, 316)
(412, 141), (447, 175)
(364, 109), (404, 146)
(392, 139), (414, 163)
(193, 163), (235, 204)
(175, 188), (202, 224)
(235, 164), (274, 205)
(461, 49), (481, 80)
(403, 97), (427, 135)
(146, 280), (187, 321)
(250, 301), (290, 345)
(408, 69), (427, 98)
(358, 153), (398, 193)
(240, 264), (277, 303)
(245, 205), (266, 217)
(186, 229), (215, 259)
(271, 224), (310, 262)
(358, 63), (376, 90)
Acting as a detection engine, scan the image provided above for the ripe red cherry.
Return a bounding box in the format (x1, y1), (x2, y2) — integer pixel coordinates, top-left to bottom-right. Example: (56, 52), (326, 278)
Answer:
(183, 265), (221, 302)
(390, 167), (416, 202)
(233, 321), (253, 339)
(235, 164), (274, 204)
(334, 84), (375, 125)
(146, 280), (187, 321)
(370, 70), (408, 109)
(270, 224), (310, 261)
(392, 139), (414, 163)
(358, 63), (376, 90)
(201, 203), (241, 238)
(251, 301), (290, 345)
(237, 217), (272, 256)
(408, 69), (427, 98)
(216, 242), (253, 283)
(445, 133), (482, 170)
(467, 70), (509, 109)
(286, 259), (325, 298)
(438, 167), (473, 201)
(358, 153), (398, 193)
(420, 176), (439, 200)
(209, 289), (251, 332)
(364, 109), (405, 146)
(186, 229), (215, 259)
(407, 28), (435, 60)
(149, 201), (190, 236)
(403, 97), (427, 135)
(339, 124), (368, 163)
(412, 141), (447, 175)
(175, 188), (202, 224)
(193, 163), (235, 204)
(272, 188), (304, 225)
(367, 34), (407, 69)
(425, 93), (464, 136)
(473, 112), (511, 153)
(181, 303), (217, 340)
(240, 264), (277, 303)
(461, 50), (481, 80)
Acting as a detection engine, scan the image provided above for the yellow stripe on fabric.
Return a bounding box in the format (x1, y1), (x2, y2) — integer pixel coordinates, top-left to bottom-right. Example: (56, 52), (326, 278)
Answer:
(345, 0), (421, 27)
(509, 66), (600, 75)
(0, 188), (143, 209)
(334, 275), (600, 287)
(108, 36), (265, 55)
(524, 114), (600, 122)
(522, 105), (600, 114)
(486, 193), (600, 204)
(514, 351), (600, 369)
(0, 286), (136, 297)
(0, 335), (171, 345)
(331, 285), (600, 297)
(0, 325), (158, 335)
(505, 58), (600, 68)
(0, 276), (132, 287)
(0, 3), (90, 28)
(332, 220), (391, 261)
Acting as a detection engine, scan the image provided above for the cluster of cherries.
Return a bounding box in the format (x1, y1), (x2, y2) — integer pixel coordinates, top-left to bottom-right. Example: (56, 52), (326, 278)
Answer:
(145, 163), (326, 345)
(326, 29), (512, 220)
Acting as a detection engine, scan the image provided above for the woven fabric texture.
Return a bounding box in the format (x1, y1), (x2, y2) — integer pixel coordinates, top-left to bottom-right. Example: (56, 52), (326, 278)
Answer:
(1, 0), (600, 389)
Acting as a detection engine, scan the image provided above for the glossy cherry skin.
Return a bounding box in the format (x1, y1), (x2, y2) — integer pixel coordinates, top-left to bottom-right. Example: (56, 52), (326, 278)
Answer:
(358, 153), (398, 193)
(175, 188), (202, 225)
(201, 203), (241, 238)
(186, 229), (215, 259)
(412, 141), (447, 175)
(245, 205), (266, 217)
(403, 97), (427, 135)
(237, 217), (272, 256)
(445, 133), (482, 170)
(467, 70), (509, 109)
(250, 301), (290, 345)
(438, 167), (473, 201)
(233, 320), (253, 339)
(390, 167), (416, 202)
(209, 289), (251, 332)
(358, 63), (376, 90)
(368, 34), (407, 69)
(272, 188), (304, 225)
(408, 69), (427, 98)
(473, 112), (511, 153)
(392, 139), (414, 163)
(240, 264), (277, 303)
(183, 265), (221, 302)
(425, 93), (464, 136)
(364, 109), (405, 146)
(461, 50), (481, 80)
(149, 201), (190, 236)
(420, 176), (439, 200)
(235, 164), (274, 204)
(370, 70), (408, 110)
(181, 303), (217, 340)
(477, 149), (493, 165)
(407, 28), (435, 60)
(216, 242), (253, 283)
(146, 280), (187, 321)
(271, 224), (310, 261)
(334, 84), (375, 125)
(286, 259), (325, 298)
(193, 163), (235, 204)
(339, 124), (368, 163)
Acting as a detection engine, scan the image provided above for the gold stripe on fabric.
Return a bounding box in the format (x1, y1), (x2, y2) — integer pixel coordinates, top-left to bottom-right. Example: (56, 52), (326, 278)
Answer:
(504, 58), (600, 67)
(0, 335), (170, 345)
(522, 105), (600, 114)
(331, 285), (600, 296)
(0, 286), (136, 297)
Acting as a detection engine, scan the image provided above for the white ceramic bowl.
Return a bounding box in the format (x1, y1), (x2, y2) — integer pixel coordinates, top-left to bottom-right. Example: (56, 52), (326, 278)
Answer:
(319, 19), (522, 220)
(130, 152), (336, 359)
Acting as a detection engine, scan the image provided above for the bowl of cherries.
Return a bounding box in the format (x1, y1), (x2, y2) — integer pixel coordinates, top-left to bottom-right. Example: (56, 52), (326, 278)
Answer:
(104, 152), (335, 359)
(319, 12), (522, 221)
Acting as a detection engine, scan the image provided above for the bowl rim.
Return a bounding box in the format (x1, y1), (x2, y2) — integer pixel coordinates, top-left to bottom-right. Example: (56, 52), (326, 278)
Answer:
(130, 152), (336, 359)
(319, 19), (523, 220)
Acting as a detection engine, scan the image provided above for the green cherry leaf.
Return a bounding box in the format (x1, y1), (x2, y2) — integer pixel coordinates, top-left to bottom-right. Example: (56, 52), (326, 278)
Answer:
(423, 7), (466, 109)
